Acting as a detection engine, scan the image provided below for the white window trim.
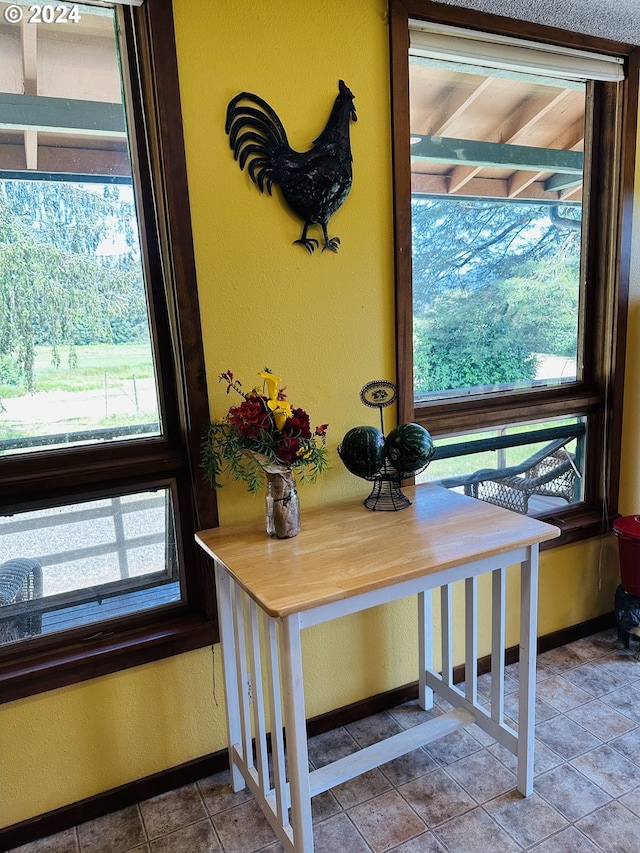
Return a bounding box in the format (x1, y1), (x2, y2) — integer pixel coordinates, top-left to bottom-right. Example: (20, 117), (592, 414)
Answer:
(409, 20), (625, 82)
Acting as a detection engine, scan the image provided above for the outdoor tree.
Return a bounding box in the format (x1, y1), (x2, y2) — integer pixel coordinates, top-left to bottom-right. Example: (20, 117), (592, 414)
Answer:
(411, 197), (581, 394)
(0, 180), (147, 391)
(414, 285), (539, 394)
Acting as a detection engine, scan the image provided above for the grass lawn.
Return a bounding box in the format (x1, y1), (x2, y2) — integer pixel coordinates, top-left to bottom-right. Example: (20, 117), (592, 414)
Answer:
(0, 343), (159, 447)
(2, 343), (155, 396)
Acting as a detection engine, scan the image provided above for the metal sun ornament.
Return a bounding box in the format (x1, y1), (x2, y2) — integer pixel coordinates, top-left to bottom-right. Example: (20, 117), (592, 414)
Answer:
(338, 381), (436, 511)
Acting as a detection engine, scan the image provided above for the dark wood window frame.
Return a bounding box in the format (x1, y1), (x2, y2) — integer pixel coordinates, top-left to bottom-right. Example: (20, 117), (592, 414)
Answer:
(390, 0), (639, 546)
(0, 0), (219, 704)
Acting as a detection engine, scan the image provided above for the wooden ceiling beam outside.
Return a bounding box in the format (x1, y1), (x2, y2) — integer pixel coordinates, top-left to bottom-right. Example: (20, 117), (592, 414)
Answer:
(444, 87), (573, 195)
(412, 132), (583, 199)
(505, 89), (576, 144)
(23, 130), (37, 170)
(560, 185), (583, 201)
(0, 142), (130, 176)
(411, 172), (564, 200)
(410, 62), (585, 201)
(1, 93), (126, 137)
(430, 77), (495, 137)
(20, 19), (38, 169)
(20, 20), (37, 95)
(447, 162), (480, 194)
(411, 134), (583, 174)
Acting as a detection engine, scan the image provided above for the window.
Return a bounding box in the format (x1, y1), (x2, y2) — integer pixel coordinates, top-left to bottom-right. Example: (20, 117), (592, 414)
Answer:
(390, 0), (639, 542)
(0, 0), (217, 701)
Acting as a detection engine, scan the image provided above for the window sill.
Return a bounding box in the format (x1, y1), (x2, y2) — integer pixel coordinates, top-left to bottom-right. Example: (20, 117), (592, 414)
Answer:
(0, 610), (217, 704)
(536, 504), (617, 549)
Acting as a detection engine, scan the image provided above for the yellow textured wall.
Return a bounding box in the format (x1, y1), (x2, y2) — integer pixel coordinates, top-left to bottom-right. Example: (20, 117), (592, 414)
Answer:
(0, 0), (635, 829)
(184, 0), (396, 529)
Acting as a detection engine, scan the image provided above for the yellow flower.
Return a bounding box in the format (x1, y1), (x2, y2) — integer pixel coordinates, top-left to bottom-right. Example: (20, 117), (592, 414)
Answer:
(268, 398), (292, 429)
(259, 370), (281, 401)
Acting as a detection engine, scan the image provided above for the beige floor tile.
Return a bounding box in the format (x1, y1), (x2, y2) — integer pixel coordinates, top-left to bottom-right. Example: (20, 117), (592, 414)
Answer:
(387, 699), (442, 731)
(576, 800), (640, 853)
(77, 806), (146, 853)
(535, 763), (611, 821)
(399, 768), (475, 828)
(484, 790), (568, 847)
(537, 645), (596, 674)
(445, 750), (517, 804)
(424, 727), (484, 765)
(347, 790), (426, 853)
(535, 714), (602, 760)
(310, 788), (342, 823)
(307, 726), (359, 769)
(506, 658), (556, 683)
(535, 674), (595, 712)
(330, 767), (392, 810)
(567, 698), (637, 740)
(563, 633), (618, 662)
(528, 825), (602, 852)
(312, 813), (370, 852)
(609, 726), (640, 768)
(378, 746), (438, 787)
(345, 711), (403, 747)
(570, 743), (639, 798)
(149, 819), (221, 853)
(502, 690), (559, 724)
(619, 785), (640, 816)
(600, 682), (640, 724)
(198, 771), (253, 816)
(465, 721), (496, 748)
(598, 650), (640, 679)
(432, 806), (522, 853)
(385, 832), (447, 852)
(211, 798), (278, 853)
(488, 736), (562, 776)
(139, 784), (207, 840)
(561, 661), (630, 698)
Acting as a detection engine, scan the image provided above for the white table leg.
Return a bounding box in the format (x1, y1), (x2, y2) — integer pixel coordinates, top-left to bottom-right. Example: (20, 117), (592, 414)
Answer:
(464, 576), (478, 705)
(214, 563), (245, 792)
(281, 612), (314, 851)
(517, 545), (539, 796)
(418, 590), (434, 710)
(491, 567), (506, 726)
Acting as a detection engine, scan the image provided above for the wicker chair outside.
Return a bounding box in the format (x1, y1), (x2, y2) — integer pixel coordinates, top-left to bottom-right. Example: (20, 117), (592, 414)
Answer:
(0, 558), (43, 643)
(441, 438), (579, 515)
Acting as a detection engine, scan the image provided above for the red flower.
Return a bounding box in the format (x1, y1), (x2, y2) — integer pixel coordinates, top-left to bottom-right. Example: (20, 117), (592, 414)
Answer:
(228, 398), (270, 438)
(315, 423), (329, 437)
(273, 436), (299, 464)
(282, 407), (311, 439)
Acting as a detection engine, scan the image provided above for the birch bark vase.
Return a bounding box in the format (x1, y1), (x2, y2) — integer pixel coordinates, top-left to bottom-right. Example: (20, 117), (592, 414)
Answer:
(265, 470), (300, 538)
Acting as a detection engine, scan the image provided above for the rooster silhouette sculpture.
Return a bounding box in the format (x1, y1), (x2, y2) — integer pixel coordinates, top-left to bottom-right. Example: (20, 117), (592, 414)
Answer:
(225, 81), (356, 253)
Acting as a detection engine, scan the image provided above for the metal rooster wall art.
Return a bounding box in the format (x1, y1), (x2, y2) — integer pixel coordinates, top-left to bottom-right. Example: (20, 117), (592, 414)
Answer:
(225, 81), (356, 254)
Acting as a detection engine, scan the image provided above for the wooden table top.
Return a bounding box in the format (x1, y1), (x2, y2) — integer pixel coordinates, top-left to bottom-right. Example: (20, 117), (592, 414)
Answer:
(196, 484), (560, 617)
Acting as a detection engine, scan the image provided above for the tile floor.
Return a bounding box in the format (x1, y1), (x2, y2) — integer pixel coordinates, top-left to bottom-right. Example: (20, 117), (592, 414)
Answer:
(10, 628), (640, 853)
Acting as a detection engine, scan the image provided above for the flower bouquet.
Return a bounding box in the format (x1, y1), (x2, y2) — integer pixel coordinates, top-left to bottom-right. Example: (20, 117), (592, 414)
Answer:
(202, 369), (329, 537)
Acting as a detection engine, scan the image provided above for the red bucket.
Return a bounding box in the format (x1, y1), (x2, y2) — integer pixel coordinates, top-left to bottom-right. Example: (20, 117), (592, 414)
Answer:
(612, 515), (640, 597)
